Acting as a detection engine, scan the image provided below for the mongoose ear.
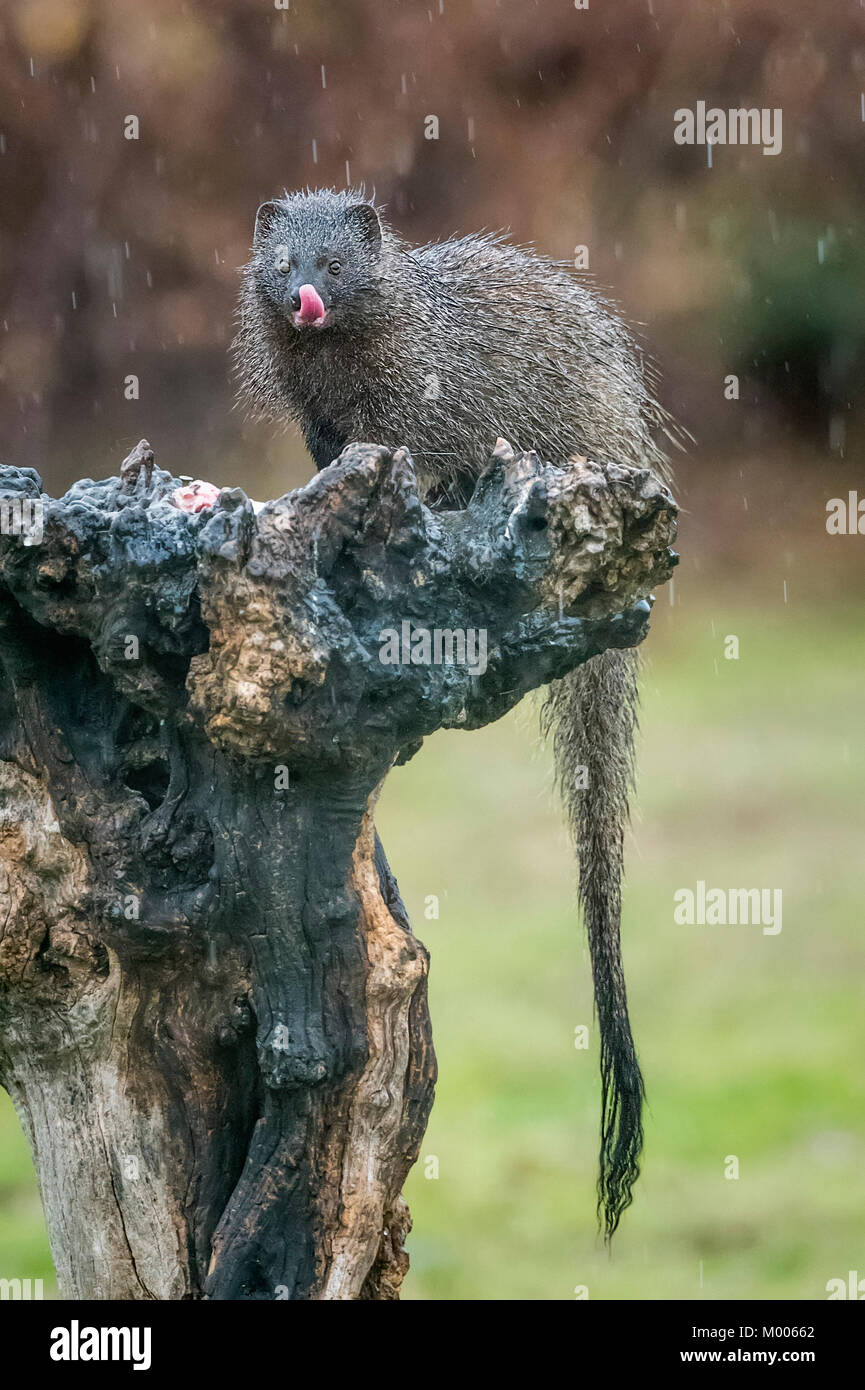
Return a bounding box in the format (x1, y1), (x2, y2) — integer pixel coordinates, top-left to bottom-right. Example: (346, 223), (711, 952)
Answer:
(253, 200), (283, 243)
(346, 203), (382, 254)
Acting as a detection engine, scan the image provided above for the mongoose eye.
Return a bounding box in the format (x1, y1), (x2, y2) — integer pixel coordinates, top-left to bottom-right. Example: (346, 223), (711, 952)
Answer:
(328, 260), (342, 276)
(273, 245), (292, 274)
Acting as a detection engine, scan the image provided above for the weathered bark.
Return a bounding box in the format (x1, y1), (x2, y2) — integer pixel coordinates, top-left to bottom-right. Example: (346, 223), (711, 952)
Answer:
(0, 437), (676, 1300)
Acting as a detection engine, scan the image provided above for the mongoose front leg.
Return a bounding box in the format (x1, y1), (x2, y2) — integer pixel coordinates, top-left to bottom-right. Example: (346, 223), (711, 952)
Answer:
(303, 417), (348, 472)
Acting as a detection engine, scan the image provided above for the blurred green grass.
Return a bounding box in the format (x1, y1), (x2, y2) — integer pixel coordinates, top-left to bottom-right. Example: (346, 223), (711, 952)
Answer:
(1, 597), (862, 1300)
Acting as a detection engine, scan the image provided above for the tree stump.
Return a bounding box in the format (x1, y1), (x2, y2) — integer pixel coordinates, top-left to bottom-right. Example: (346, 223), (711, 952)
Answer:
(0, 437), (676, 1300)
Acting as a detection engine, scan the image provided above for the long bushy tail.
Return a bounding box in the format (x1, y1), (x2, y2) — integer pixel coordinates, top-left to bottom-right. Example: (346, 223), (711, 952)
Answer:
(542, 645), (644, 1239)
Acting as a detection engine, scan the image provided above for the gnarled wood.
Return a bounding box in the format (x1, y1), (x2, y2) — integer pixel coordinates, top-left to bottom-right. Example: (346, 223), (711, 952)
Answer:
(0, 437), (676, 1299)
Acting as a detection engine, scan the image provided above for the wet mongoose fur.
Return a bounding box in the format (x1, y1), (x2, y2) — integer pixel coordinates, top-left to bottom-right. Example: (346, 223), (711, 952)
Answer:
(234, 187), (671, 1238)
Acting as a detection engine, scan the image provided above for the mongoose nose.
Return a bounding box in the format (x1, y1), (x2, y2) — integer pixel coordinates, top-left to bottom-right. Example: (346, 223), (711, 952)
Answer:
(289, 291), (301, 312)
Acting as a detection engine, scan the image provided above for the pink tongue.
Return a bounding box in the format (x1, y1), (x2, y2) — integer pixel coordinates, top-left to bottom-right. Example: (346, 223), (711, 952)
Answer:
(297, 284), (326, 323)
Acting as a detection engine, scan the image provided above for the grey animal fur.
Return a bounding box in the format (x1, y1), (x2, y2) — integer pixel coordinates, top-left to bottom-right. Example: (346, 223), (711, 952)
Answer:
(234, 187), (672, 1237)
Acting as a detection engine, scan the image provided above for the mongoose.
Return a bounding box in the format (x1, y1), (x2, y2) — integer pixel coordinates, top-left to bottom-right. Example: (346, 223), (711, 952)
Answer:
(233, 187), (671, 1238)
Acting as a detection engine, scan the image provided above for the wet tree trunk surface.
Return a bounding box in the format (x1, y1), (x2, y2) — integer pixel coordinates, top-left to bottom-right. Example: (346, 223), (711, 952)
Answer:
(0, 438), (676, 1299)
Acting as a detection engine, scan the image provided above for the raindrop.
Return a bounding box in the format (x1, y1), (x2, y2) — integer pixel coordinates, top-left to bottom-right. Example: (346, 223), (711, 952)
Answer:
(829, 415), (846, 453)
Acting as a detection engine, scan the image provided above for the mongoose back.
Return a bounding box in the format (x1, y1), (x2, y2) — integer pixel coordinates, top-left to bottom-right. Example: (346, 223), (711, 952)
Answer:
(234, 187), (670, 1237)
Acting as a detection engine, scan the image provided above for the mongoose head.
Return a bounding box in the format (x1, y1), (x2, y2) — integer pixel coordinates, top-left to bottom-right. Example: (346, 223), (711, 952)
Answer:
(249, 189), (385, 334)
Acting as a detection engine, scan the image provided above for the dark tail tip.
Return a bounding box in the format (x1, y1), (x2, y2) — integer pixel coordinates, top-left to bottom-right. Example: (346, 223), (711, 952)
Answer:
(597, 1021), (645, 1241)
